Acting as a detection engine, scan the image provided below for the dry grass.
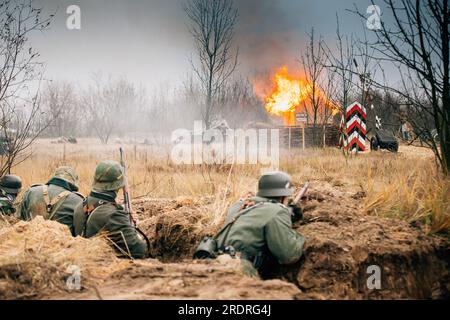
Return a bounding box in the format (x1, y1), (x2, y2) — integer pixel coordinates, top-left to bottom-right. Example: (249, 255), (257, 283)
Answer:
(0, 216), (129, 299)
(12, 138), (450, 235)
(364, 163), (450, 234)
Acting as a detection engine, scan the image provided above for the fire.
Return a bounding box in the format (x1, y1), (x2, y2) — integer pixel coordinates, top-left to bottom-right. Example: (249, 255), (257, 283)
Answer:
(256, 66), (339, 125)
(265, 66), (310, 115)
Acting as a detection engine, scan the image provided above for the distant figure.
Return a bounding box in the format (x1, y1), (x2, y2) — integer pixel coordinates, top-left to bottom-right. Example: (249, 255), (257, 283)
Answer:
(196, 171), (306, 278)
(19, 166), (83, 235)
(73, 160), (149, 259)
(401, 121), (412, 141)
(0, 175), (22, 216)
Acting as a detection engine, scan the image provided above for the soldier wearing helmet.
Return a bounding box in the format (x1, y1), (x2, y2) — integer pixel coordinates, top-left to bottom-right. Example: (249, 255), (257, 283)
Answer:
(73, 160), (149, 259)
(19, 166), (83, 234)
(0, 174), (22, 216)
(214, 171), (305, 278)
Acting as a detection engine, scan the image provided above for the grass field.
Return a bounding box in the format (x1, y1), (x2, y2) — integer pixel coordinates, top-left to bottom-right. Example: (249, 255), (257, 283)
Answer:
(13, 138), (450, 234)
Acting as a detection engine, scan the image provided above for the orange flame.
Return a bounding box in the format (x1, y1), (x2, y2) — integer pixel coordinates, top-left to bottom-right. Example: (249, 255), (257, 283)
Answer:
(256, 66), (339, 125)
(265, 66), (310, 115)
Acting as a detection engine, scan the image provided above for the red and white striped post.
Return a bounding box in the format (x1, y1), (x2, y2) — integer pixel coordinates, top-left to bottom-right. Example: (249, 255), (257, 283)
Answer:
(339, 101), (367, 152)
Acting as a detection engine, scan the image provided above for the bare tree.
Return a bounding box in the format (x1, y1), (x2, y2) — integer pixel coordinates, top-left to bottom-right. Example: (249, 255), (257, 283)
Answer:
(354, 0), (450, 174)
(300, 29), (341, 146)
(301, 29), (326, 128)
(218, 76), (266, 127)
(323, 16), (358, 115)
(322, 16), (358, 154)
(42, 81), (79, 138)
(83, 76), (136, 144)
(184, 0), (238, 129)
(0, 0), (53, 175)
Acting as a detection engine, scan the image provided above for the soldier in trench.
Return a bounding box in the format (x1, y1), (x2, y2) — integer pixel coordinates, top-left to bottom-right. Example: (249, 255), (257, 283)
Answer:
(73, 160), (149, 259)
(196, 171), (306, 278)
(19, 167), (83, 235)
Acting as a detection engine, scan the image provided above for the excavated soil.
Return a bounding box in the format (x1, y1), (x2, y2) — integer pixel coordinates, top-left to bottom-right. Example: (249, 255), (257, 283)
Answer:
(48, 258), (300, 300)
(268, 182), (450, 299)
(0, 182), (448, 300)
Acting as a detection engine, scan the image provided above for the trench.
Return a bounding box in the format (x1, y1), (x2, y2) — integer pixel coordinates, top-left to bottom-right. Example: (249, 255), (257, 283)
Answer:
(135, 198), (450, 299)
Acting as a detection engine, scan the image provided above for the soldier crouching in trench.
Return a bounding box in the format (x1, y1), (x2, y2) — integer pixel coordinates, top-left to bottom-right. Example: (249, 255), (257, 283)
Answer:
(19, 167), (83, 234)
(194, 171), (306, 278)
(73, 160), (149, 259)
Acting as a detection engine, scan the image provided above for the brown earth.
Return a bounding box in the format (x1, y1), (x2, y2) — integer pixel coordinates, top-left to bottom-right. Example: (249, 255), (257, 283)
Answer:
(0, 181), (448, 300)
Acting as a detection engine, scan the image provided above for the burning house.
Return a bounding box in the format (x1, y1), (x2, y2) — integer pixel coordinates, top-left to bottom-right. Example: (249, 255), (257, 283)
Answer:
(253, 66), (341, 148)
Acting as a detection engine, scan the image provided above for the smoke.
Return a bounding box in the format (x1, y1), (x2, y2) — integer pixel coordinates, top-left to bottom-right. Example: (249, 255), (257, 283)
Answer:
(234, 0), (310, 76)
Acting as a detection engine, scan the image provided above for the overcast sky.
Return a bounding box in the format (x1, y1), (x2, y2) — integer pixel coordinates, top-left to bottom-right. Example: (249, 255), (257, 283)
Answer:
(32, 0), (384, 90)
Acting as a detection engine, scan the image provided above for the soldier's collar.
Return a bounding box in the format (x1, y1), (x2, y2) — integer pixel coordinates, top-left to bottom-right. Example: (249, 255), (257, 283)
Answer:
(47, 177), (78, 192)
(90, 190), (117, 203)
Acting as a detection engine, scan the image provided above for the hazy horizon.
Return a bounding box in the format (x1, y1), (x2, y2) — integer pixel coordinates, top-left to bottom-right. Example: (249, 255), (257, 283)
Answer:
(31, 0), (385, 91)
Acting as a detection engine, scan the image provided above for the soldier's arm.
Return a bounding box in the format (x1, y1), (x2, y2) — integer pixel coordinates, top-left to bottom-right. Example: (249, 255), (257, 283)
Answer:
(106, 210), (149, 259)
(264, 208), (306, 265)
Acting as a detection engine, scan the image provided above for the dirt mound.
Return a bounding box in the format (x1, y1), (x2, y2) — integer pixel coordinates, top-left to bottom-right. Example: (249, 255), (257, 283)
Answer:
(0, 217), (128, 299)
(51, 257), (301, 300)
(270, 182), (450, 299)
(133, 182), (450, 299)
(2, 181), (448, 300)
(134, 197), (218, 261)
(0, 214), (19, 228)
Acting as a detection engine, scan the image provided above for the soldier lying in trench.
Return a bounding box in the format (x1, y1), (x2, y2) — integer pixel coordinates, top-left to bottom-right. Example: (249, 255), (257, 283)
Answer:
(194, 171), (306, 278)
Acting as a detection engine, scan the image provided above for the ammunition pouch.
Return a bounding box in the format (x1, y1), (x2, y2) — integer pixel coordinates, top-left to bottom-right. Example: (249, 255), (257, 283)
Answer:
(193, 236), (218, 259)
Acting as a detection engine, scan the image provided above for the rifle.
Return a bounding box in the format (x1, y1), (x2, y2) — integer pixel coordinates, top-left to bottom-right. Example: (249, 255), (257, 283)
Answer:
(289, 182), (309, 223)
(119, 147), (151, 254)
(292, 182), (310, 205)
(119, 147), (136, 226)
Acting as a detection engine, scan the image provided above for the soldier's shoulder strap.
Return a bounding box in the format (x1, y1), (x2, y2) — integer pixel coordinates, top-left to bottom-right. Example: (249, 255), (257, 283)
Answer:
(41, 185), (72, 219)
(73, 192), (85, 199)
(215, 202), (264, 239)
(81, 198), (114, 237)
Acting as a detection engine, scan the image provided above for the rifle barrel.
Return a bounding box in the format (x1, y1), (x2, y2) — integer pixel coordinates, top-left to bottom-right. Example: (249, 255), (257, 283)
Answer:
(119, 147), (133, 223)
(293, 182), (309, 205)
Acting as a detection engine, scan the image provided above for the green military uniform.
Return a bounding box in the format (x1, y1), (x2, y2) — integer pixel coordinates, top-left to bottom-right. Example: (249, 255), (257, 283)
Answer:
(214, 171), (306, 277)
(0, 174), (22, 216)
(19, 167), (83, 235)
(73, 160), (149, 259)
(0, 189), (16, 215)
(216, 196), (305, 277)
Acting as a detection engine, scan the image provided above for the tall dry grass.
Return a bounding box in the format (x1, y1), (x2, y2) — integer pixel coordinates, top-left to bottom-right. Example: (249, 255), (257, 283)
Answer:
(12, 139), (450, 234)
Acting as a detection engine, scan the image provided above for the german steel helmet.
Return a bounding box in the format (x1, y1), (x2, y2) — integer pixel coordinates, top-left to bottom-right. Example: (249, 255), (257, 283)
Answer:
(92, 160), (125, 191)
(0, 174), (22, 194)
(256, 171), (294, 198)
(53, 166), (80, 191)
